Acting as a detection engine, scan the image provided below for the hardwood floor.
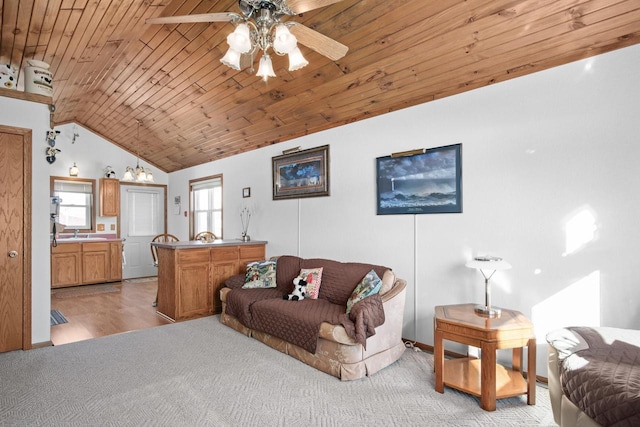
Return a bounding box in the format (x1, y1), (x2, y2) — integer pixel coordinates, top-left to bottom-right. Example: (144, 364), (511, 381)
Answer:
(50, 278), (172, 346)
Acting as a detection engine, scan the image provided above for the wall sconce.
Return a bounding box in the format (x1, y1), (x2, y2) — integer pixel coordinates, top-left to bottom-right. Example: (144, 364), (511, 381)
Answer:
(69, 162), (79, 176)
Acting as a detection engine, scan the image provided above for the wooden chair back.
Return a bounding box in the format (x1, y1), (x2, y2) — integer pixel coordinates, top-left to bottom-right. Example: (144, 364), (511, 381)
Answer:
(150, 233), (179, 266)
(194, 231), (218, 242)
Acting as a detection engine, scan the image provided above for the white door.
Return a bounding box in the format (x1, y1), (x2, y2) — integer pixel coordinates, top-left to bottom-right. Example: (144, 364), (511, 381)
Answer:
(120, 185), (165, 279)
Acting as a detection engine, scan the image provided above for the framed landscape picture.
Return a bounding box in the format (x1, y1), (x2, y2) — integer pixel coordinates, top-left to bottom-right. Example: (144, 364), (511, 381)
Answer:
(376, 144), (462, 215)
(272, 145), (330, 200)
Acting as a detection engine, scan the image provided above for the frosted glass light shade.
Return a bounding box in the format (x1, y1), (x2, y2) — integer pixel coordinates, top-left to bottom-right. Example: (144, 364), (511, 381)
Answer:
(288, 46), (308, 71)
(135, 166), (146, 182)
(220, 47), (242, 70)
(69, 163), (79, 176)
(122, 166), (134, 181)
(145, 169), (154, 183)
(256, 55), (276, 80)
(273, 25), (297, 54)
(227, 23), (252, 53)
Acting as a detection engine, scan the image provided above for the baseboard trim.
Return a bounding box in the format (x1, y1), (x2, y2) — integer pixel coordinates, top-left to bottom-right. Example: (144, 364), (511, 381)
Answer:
(31, 340), (53, 349)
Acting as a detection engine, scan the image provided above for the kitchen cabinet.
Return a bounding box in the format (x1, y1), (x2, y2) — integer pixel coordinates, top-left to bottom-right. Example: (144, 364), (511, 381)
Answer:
(50, 240), (123, 288)
(99, 178), (120, 217)
(155, 241), (266, 322)
(109, 241), (122, 281)
(51, 243), (82, 288)
(82, 242), (109, 283)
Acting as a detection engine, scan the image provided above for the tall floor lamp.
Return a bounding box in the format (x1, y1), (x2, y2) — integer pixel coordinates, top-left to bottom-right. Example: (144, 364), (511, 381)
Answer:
(466, 256), (511, 317)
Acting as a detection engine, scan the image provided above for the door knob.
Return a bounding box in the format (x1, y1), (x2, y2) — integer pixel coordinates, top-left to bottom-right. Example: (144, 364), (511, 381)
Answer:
(8, 251), (18, 258)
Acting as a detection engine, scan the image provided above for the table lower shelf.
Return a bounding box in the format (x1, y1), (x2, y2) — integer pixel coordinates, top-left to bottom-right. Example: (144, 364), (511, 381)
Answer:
(443, 357), (528, 399)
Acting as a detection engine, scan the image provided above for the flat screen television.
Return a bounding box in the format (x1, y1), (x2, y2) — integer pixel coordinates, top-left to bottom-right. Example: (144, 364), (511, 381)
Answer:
(376, 143), (462, 215)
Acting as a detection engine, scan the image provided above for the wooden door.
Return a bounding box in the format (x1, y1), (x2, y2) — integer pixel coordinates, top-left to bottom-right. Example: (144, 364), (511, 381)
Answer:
(0, 126), (31, 352)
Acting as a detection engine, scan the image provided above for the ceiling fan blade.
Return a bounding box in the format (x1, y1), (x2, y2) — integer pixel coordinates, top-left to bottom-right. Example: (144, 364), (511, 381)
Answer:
(287, 0), (345, 14)
(289, 24), (348, 61)
(146, 12), (239, 25)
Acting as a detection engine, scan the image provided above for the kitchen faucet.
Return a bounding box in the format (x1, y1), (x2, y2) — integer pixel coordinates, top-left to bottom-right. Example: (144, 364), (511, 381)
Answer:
(74, 229), (79, 238)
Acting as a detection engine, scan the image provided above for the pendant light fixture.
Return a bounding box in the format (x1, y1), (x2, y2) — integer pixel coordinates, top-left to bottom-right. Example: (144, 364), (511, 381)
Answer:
(122, 120), (154, 183)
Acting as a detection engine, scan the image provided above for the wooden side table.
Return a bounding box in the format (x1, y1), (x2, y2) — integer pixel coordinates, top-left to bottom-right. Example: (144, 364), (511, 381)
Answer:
(434, 304), (536, 411)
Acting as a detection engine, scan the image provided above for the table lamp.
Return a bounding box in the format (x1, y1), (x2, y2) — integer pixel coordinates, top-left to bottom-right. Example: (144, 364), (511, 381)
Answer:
(465, 256), (511, 317)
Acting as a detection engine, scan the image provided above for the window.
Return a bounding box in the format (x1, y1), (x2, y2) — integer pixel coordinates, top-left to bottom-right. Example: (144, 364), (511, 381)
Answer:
(190, 175), (222, 239)
(126, 189), (161, 237)
(51, 177), (96, 232)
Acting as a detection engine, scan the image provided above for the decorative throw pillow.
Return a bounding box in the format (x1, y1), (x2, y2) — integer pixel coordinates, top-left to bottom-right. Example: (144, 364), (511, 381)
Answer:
(300, 267), (323, 299)
(380, 269), (395, 295)
(346, 269), (382, 314)
(242, 260), (276, 289)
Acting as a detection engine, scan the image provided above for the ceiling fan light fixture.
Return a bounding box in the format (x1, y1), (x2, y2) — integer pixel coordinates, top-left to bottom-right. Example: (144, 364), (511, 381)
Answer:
(227, 23), (252, 53)
(220, 47), (242, 70)
(273, 24), (297, 54)
(256, 54), (276, 80)
(288, 46), (309, 71)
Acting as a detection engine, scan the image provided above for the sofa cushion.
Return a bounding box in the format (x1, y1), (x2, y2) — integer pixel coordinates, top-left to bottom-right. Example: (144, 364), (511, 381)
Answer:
(243, 260), (277, 288)
(225, 288), (283, 328)
(274, 255), (303, 293)
(380, 270), (395, 295)
(346, 270), (382, 314)
(300, 267), (323, 299)
(301, 258), (389, 306)
(251, 298), (344, 354)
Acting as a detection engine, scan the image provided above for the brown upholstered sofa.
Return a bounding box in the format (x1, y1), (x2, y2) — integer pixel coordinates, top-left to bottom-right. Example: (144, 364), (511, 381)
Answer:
(546, 326), (640, 427)
(220, 255), (407, 380)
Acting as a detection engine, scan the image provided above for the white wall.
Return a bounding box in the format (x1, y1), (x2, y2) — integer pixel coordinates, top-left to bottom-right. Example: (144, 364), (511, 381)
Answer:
(3, 43), (638, 376)
(0, 103), (168, 345)
(168, 44), (640, 376)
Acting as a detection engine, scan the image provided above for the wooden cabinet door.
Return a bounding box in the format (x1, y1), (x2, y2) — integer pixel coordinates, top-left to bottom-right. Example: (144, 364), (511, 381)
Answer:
(176, 248), (211, 319)
(99, 178), (120, 217)
(51, 243), (82, 288)
(238, 244), (266, 274)
(211, 247), (241, 313)
(51, 253), (82, 288)
(108, 241), (122, 281)
(82, 242), (109, 283)
(211, 261), (238, 313)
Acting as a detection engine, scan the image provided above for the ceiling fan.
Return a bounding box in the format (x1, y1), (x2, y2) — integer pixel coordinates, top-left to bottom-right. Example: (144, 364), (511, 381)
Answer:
(146, 0), (349, 80)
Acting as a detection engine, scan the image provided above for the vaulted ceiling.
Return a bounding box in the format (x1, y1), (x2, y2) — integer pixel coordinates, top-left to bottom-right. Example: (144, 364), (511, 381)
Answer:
(1, 0), (639, 172)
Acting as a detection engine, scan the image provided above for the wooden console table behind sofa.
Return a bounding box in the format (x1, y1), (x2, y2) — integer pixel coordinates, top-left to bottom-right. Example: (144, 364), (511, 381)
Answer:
(153, 240), (266, 322)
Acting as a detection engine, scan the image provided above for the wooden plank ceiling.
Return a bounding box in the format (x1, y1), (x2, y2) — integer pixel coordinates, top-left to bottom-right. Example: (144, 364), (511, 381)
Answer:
(1, 0), (639, 172)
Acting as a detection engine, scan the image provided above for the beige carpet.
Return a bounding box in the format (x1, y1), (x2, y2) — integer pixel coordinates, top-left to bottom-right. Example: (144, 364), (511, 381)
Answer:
(0, 316), (555, 426)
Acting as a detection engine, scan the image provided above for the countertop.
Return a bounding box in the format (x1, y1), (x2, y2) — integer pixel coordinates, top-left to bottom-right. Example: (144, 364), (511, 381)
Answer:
(151, 239), (267, 249)
(53, 236), (122, 243)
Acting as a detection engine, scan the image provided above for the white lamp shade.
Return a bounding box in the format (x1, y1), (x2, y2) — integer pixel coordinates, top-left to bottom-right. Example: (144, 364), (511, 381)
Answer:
(273, 24), (297, 54)
(288, 46), (308, 71)
(227, 23), (251, 53)
(145, 169), (154, 183)
(220, 47), (242, 70)
(122, 167), (134, 181)
(466, 257), (512, 271)
(136, 166), (146, 182)
(69, 163), (79, 176)
(256, 55), (276, 80)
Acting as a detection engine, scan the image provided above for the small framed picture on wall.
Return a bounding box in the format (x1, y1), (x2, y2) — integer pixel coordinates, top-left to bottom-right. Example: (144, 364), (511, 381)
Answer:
(242, 187), (251, 198)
